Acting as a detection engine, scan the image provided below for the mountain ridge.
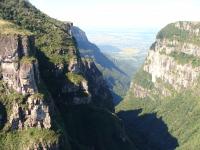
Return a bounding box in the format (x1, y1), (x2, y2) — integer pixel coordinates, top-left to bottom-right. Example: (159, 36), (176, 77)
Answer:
(117, 21), (200, 149)
(0, 0), (136, 149)
(72, 26), (131, 103)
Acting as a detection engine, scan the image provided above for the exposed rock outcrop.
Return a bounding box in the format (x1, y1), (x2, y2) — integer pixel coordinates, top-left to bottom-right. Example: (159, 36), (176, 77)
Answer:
(26, 142), (59, 150)
(132, 83), (150, 98)
(82, 59), (114, 110)
(0, 34), (38, 95)
(144, 50), (200, 90)
(118, 21), (200, 150)
(47, 26), (114, 109)
(0, 1), (135, 149)
(9, 94), (51, 130)
(62, 57), (113, 109)
(67, 58), (81, 73)
(0, 20), (58, 149)
(175, 21), (200, 35)
(72, 26), (129, 104)
(131, 21), (200, 98)
(71, 26), (89, 43)
(0, 31), (52, 131)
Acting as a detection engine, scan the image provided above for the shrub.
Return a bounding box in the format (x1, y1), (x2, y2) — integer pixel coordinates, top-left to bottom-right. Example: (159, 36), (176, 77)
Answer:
(66, 72), (86, 85)
(169, 51), (200, 67)
(0, 19), (31, 35)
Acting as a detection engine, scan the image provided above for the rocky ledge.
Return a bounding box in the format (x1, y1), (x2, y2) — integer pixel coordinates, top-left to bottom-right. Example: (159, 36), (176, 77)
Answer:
(0, 21), (52, 131)
(132, 21), (200, 98)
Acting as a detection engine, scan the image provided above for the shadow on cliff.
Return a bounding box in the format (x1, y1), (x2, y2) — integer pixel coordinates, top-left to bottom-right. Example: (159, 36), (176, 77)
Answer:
(77, 41), (128, 104)
(35, 47), (69, 103)
(0, 102), (7, 129)
(72, 27), (127, 76)
(112, 92), (122, 106)
(80, 41), (127, 75)
(117, 109), (179, 150)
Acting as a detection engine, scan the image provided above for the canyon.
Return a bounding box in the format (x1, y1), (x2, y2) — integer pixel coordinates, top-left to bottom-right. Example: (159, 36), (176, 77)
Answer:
(1, 0), (200, 150)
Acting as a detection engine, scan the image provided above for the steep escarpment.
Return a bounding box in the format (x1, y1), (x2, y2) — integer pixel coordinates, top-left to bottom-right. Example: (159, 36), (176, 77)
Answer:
(0, 34), (38, 95)
(0, 20), (59, 150)
(0, 0), (114, 109)
(0, 0), (136, 149)
(72, 26), (130, 104)
(117, 21), (200, 149)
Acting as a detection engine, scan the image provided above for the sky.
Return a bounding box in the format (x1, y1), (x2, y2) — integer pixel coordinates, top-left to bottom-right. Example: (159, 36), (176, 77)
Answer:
(29, 0), (200, 29)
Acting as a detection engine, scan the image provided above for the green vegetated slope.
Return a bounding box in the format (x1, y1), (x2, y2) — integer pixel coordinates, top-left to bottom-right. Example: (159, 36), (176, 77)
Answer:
(72, 26), (130, 103)
(0, 20), (66, 149)
(117, 22), (200, 150)
(102, 53), (139, 100)
(105, 53), (138, 78)
(62, 105), (137, 150)
(157, 22), (200, 46)
(0, 0), (74, 61)
(0, 79), (61, 149)
(96, 62), (130, 102)
(0, 0), (137, 149)
(0, 0), (114, 111)
(0, 19), (31, 35)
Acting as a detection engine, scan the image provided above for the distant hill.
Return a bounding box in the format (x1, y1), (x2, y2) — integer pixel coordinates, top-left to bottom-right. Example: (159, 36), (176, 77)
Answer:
(72, 26), (131, 104)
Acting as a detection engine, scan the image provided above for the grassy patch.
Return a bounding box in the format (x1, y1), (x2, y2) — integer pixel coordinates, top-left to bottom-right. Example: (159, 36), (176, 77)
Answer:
(159, 49), (167, 55)
(66, 72), (86, 85)
(30, 93), (44, 100)
(0, 80), (25, 120)
(20, 56), (36, 64)
(0, 128), (59, 150)
(133, 68), (154, 90)
(157, 22), (200, 46)
(157, 23), (188, 41)
(169, 51), (200, 67)
(0, 20), (31, 35)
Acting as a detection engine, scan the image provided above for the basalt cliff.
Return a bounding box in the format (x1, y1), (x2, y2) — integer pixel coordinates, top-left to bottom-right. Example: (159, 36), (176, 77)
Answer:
(117, 22), (200, 149)
(0, 0), (136, 150)
(3, 0), (200, 150)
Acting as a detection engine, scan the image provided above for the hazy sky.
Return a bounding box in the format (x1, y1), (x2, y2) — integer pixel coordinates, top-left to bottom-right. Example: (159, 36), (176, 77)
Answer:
(30, 0), (200, 29)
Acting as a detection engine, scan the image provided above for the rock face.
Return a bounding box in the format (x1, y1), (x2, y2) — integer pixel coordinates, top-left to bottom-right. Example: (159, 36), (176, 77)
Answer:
(38, 26), (114, 110)
(33, 26), (114, 110)
(0, 34), (52, 130)
(0, 20), (58, 149)
(143, 49), (200, 90)
(0, 35), (38, 95)
(131, 21), (200, 97)
(117, 21), (200, 150)
(63, 56), (113, 110)
(72, 26), (129, 104)
(9, 95), (51, 130)
(71, 26), (89, 43)
(132, 83), (149, 98)
(26, 95), (51, 128)
(82, 59), (114, 110)
(0, 1), (136, 149)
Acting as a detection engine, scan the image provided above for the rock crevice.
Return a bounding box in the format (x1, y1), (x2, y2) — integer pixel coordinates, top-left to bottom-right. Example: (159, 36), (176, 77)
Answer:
(0, 34), (52, 130)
